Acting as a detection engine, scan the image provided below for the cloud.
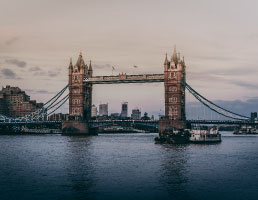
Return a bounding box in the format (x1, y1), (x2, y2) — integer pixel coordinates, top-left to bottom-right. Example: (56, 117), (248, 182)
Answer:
(33, 71), (47, 76)
(186, 96), (258, 120)
(1, 68), (16, 78)
(38, 90), (50, 94)
(5, 58), (26, 68)
(26, 89), (55, 94)
(5, 37), (19, 45)
(193, 55), (236, 61)
(214, 66), (256, 76)
(188, 71), (224, 82)
(229, 80), (258, 90)
(28, 66), (59, 78)
(93, 64), (112, 69)
(48, 71), (58, 77)
(1, 68), (22, 80)
(188, 70), (258, 91)
(30, 66), (41, 71)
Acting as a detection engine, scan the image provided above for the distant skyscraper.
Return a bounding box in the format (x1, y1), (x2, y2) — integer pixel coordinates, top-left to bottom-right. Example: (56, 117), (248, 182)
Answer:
(99, 103), (108, 116)
(91, 104), (97, 117)
(120, 102), (128, 118)
(131, 108), (141, 120)
(251, 112), (257, 121)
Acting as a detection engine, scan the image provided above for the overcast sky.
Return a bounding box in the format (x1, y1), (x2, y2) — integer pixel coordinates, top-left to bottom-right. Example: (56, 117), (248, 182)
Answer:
(1, 0), (258, 117)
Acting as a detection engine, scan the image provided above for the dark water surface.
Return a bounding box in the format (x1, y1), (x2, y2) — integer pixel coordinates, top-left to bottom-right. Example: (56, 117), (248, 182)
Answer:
(0, 132), (258, 200)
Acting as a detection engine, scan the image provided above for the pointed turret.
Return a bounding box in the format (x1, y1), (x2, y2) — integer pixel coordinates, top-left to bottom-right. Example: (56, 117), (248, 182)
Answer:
(81, 58), (85, 67)
(69, 58), (73, 69)
(84, 63), (88, 76)
(182, 56), (185, 66)
(88, 60), (93, 77)
(177, 52), (180, 62)
(164, 53), (169, 65)
(172, 46), (177, 63)
(89, 60), (92, 71)
(68, 58), (73, 85)
(76, 51), (85, 70)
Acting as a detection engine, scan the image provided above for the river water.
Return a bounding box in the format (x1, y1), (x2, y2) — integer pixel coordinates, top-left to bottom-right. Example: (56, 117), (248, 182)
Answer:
(0, 132), (258, 200)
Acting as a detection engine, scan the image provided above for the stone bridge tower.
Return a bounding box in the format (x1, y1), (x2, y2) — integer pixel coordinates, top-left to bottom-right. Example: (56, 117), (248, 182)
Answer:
(159, 47), (187, 131)
(62, 52), (93, 135)
(68, 52), (92, 120)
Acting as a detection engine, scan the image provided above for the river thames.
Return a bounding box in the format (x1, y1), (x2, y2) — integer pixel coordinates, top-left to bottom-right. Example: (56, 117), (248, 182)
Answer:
(0, 132), (257, 200)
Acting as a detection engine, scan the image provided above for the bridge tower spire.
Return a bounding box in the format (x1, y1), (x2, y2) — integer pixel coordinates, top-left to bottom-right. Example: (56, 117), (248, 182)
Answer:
(164, 53), (169, 68)
(160, 47), (186, 131)
(68, 52), (85, 120)
(68, 52), (93, 121)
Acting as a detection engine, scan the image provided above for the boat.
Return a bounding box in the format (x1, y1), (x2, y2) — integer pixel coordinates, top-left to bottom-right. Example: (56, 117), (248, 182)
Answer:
(233, 126), (258, 135)
(189, 127), (221, 143)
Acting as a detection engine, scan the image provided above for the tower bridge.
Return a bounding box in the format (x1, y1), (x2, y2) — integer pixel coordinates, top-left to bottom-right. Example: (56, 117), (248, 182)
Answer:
(84, 74), (164, 84)
(62, 48), (189, 134)
(0, 48), (253, 135)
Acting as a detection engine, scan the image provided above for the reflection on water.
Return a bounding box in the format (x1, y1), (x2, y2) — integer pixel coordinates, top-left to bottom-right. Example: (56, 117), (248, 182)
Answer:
(65, 136), (96, 199)
(0, 132), (258, 200)
(159, 144), (190, 200)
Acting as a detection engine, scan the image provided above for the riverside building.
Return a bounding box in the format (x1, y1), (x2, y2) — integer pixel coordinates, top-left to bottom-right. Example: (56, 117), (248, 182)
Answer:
(0, 85), (43, 118)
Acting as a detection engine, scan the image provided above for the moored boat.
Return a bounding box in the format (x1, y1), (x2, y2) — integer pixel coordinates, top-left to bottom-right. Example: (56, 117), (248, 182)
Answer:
(234, 126), (258, 135)
(189, 128), (221, 143)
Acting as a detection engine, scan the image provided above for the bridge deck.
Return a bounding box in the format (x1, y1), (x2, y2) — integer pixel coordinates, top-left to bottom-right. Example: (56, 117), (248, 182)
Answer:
(0, 120), (255, 125)
(84, 74), (164, 84)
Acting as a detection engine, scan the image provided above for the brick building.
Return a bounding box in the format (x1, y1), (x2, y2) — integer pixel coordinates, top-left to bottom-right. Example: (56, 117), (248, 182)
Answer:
(0, 85), (43, 118)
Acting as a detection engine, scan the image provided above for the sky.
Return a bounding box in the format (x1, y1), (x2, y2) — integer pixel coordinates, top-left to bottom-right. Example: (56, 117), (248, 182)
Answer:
(0, 0), (258, 118)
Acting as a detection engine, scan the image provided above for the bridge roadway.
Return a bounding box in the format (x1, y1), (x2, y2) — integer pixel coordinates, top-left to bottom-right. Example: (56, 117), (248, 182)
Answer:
(84, 74), (164, 84)
(0, 119), (256, 126)
(0, 121), (61, 125)
(89, 119), (257, 126)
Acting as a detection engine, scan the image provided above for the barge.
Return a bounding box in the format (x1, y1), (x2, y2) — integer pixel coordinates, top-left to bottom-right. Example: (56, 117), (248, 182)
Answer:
(234, 126), (258, 135)
(189, 128), (221, 143)
(156, 127), (221, 144)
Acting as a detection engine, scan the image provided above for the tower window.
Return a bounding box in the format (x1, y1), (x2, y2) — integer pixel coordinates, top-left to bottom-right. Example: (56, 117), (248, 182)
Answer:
(169, 86), (177, 92)
(72, 99), (80, 104)
(168, 72), (176, 79)
(169, 106), (178, 116)
(169, 97), (177, 103)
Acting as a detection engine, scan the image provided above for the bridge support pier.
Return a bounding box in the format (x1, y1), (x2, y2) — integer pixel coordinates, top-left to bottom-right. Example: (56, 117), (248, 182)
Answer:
(62, 120), (89, 135)
(158, 120), (187, 132)
(61, 120), (98, 135)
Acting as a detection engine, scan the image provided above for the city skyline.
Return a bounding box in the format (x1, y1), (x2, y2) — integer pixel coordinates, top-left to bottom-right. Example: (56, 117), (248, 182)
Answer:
(1, 0), (258, 117)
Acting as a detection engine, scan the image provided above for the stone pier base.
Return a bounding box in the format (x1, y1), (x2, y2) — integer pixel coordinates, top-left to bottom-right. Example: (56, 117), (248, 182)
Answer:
(158, 120), (188, 133)
(62, 120), (93, 135)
